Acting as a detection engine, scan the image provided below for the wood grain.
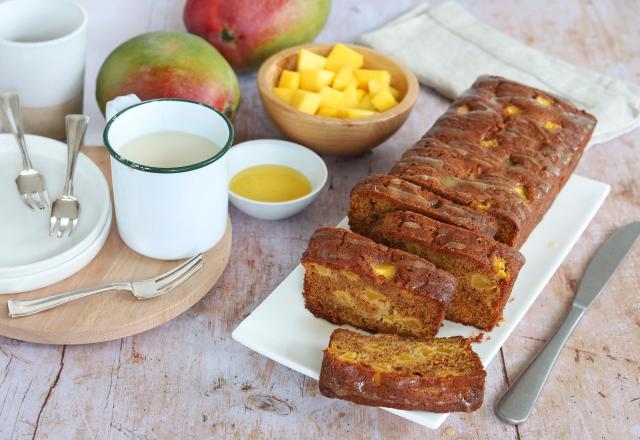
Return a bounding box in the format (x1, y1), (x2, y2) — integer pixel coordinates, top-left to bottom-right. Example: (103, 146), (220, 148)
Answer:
(0, 148), (232, 345)
(257, 43), (419, 156)
(1, 0), (639, 438)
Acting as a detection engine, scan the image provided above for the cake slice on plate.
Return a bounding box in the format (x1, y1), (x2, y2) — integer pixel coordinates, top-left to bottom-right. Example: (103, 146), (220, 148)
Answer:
(319, 329), (486, 412)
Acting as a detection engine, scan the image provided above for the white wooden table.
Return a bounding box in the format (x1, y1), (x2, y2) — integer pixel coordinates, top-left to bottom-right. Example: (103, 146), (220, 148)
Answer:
(1, 1), (639, 438)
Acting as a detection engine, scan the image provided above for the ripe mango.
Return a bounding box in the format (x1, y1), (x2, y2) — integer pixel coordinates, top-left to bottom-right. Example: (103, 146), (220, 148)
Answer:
(370, 88), (398, 112)
(291, 90), (321, 114)
(339, 82), (360, 108)
(332, 65), (356, 91)
(319, 86), (343, 108)
(326, 43), (364, 72)
(354, 69), (391, 90)
(297, 49), (327, 71)
(317, 107), (339, 117)
(299, 69), (335, 92)
(272, 87), (296, 104)
(278, 70), (300, 89)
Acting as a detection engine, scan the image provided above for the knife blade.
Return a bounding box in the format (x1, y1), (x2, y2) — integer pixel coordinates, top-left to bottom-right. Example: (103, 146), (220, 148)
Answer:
(574, 221), (640, 308)
(496, 221), (640, 425)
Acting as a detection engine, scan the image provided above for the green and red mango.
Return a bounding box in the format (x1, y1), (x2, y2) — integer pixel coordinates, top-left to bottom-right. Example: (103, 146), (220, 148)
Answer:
(96, 31), (240, 119)
(183, 0), (331, 70)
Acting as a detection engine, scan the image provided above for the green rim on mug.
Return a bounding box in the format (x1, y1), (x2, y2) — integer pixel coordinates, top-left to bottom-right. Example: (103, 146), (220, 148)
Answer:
(103, 98), (234, 174)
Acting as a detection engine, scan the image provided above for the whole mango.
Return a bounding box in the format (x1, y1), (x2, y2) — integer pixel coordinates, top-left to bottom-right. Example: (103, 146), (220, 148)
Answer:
(96, 31), (240, 119)
(184, 0), (331, 70)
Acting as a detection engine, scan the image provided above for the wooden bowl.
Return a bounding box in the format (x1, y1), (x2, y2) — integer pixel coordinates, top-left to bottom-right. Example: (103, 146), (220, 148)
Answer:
(257, 43), (419, 156)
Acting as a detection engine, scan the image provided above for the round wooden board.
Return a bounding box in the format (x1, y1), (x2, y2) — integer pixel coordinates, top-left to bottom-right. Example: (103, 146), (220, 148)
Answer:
(0, 148), (232, 345)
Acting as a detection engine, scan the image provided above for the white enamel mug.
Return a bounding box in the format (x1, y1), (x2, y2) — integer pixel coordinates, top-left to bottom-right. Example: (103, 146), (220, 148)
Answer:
(104, 95), (233, 260)
(0, 0), (87, 140)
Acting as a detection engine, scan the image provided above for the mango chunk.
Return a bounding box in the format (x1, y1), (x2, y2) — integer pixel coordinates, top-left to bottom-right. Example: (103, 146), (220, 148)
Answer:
(296, 49), (327, 71)
(355, 88), (367, 102)
(339, 82), (360, 108)
(388, 86), (402, 100)
(370, 88), (398, 112)
(317, 107), (340, 117)
(278, 70), (300, 89)
(319, 86), (343, 109)
(339, 108), (376, 118)
(299, 69), (336, 92)
(291, 90), (321, 114)
(368, 79), (388, 96)
(326, 43), (364, 72)
(272, 87), (296, 105)
(354, 69), (391, 90)
(332, 66), (356, 91)
(357, 94), (376, 111)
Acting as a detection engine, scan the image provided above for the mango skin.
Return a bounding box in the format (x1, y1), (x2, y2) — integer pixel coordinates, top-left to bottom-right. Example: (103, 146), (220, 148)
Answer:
(96, 31), (240, 119)
(184, 0), (331, 70)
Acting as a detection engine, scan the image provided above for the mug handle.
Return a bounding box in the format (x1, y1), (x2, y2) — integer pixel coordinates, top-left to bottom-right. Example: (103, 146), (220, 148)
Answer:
(105, 94), (142, 121)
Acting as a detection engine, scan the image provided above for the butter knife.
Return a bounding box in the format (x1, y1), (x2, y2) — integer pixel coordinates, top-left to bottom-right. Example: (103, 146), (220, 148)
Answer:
(495, 221), (640, 425)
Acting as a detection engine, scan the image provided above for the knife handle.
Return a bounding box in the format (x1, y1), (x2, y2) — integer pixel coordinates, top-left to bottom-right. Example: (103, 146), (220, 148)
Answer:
(495, 304), (585, 424)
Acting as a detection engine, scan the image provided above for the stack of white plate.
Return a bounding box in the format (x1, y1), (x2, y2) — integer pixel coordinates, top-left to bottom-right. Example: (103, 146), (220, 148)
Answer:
(0, 134), (112, 294)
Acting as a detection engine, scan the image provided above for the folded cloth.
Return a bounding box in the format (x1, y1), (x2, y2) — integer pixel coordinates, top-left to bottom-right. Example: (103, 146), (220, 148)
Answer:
(359, 1), (640, 146)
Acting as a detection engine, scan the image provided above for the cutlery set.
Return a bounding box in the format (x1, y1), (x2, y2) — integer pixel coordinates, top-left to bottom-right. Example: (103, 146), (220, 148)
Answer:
(1, 91), (87, 237)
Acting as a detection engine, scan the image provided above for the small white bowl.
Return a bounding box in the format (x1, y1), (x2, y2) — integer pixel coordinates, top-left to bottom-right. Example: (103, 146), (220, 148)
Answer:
(227, 139), (328, 220)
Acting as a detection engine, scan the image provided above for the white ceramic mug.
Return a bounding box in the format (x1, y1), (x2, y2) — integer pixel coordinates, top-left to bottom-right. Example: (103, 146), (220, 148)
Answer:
(0, 0), (87, 140)
(104, 95), (233, 260)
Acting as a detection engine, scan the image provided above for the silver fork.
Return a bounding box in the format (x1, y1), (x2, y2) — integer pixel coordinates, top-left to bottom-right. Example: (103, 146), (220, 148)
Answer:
(49, 114), (89, 238)
(7, 254), (204, 318)
(0, 91), (49, 210)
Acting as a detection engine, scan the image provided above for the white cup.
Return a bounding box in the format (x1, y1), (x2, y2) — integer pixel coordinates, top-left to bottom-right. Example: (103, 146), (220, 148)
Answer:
(104, 95), (233, 260)
(0, 0), (87, 140)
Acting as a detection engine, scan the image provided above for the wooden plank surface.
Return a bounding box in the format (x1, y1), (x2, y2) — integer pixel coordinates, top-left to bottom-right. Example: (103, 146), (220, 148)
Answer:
(1, 0), (639, 438)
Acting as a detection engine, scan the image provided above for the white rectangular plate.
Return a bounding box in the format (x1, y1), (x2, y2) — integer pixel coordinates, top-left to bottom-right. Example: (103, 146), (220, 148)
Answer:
(233, 174), (610, 429)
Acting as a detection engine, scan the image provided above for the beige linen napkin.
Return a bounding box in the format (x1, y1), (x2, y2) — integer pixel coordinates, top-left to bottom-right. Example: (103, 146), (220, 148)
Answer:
(359, 1), (640, 146)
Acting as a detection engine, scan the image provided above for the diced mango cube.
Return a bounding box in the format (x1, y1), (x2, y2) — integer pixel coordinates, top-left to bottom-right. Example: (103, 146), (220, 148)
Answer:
(291, 90), (321, 114)
(317, 107), (340, 117)
(326, 43), (364, 71)
(319, 86), (343, 109)
(272, 87), (296, 105)
(357, 94), (376, 111)
(299, 69), (336, 92)
(356, 88), (366, 101)
(370, 88), (398, 112)
(389, 86), (402, 100)
(332, 66), (356, 91)
(296, 49), (327, 71)
(369, 79), (390, 96)
(339, 82), (360, 108)
(278, 70), (300, 89)
(354, 69), (391, 90)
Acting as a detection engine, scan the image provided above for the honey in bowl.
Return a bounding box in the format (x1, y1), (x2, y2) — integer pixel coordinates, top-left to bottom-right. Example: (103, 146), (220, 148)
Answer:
(230, 165), (312, 203)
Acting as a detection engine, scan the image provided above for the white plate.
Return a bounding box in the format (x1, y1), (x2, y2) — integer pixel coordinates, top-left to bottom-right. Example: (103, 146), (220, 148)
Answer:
(233, 174), (610, 429)
(0, 134), (111, 292)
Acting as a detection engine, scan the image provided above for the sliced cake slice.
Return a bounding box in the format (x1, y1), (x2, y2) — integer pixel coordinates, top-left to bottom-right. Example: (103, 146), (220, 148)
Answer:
(348, 174), (500, 241)
(301, 227), (456, 338)
(319, 329), (486, 412)
(369, 211), (525, 330)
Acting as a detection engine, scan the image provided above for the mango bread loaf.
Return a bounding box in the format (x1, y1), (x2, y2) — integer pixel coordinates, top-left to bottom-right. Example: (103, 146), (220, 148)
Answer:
(301, 227), (456, 338)
(319, 329), (486, 412)
(369, 211), (525, 330)
(349, 174), (499, 240)
(390, 75), (597, 247)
